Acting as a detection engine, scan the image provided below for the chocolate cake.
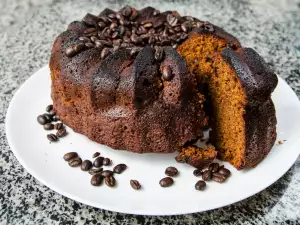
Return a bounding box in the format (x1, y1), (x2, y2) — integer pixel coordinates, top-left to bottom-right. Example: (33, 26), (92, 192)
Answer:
(49, 6), (277, 169)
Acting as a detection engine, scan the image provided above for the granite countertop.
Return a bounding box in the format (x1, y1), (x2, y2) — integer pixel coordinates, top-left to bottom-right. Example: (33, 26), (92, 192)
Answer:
(1, 0), (300, 224)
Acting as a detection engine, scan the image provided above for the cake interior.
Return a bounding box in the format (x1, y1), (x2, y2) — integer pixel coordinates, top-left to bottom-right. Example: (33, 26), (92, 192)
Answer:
(178, 145), (216, 161)
(178, 34), (247, 168)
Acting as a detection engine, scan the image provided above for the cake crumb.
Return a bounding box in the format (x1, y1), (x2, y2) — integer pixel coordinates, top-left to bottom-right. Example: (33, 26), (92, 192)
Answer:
(278, 140), (283, 145)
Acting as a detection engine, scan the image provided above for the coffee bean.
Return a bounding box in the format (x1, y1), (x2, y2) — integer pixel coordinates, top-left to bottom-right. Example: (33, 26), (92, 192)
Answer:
(93, 157), (104, 168)
(43, 123), (54, 130)
(172, 44), (178, 49)
(212, 175), (226, 183)
(54, 122), (64, 130)
(218, 168), (231, 178)
(68, 157), (82, 167)
(81, 160), (93, 171)
(63, 152), (78, 161)
(153, 9), (160, 16)
(130, 33), (139, 43)
(52, 115), (60, 121)
(103, 158), (111, 166)
(110, 23), (118, 30)
(98, 21), (106, 29)
(84, 27), (97, 34)
(159, 177), (174, 187)
(165, 167), (178, 177)
(79, 36), (91, 42)
(92, 152), (100, 158)
(129, 7), (138, 20)
(181, 21), (191, 33)
(47, 134), (58, 142)
(219, 165), (224, 170)
(46, 104), (53, 112)
(91, 174), (104, 186)
(162, 66), (174, 81)
(209, 163), (219, 173)
(101, 170), (113, 177)
(111, 31), (118, 39)
(202, 170), (212, 181)
(90, 36), (99, 42)
(88, 167), (103, 175)
(101, 48), (110, 59)
(144, 22), (152, 28)
(167, 14), (178, 27)
(130, 47), (142, 56)
(130, 180), (141, 190)
(98, 16), (109, 24)
(113, 164), (127, 174)
(193, 169), (202, 177)
(213, 172), (227, 180)
(204, 23), (214, 32)
(37, 115), (48, 125)
(195, 180), (206, 191)
(105, 176), (116, 187)
(122, 6), (132, 17)
(56, 128), (67, 138)
(49, 110), (56, 116)
(154, 47), (164, 61)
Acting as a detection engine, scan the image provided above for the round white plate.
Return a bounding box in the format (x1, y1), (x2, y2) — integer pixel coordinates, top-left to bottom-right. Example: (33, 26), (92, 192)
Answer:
(6, 66), (300, 215)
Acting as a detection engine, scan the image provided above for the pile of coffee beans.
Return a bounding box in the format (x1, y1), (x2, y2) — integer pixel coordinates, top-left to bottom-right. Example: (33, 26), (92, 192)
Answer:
(65, 6), (214, 59)
(37, 104), (68, 142)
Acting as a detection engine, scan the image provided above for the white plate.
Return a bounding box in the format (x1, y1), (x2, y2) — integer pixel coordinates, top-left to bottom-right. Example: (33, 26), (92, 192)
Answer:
(6, 66), (300, 215)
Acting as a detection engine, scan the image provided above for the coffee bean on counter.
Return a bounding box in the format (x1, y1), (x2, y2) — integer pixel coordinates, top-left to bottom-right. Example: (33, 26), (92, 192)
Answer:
(202, 170), (212, 181)
(68, 157), (82, 167)
(162, 66), (174, 81)
(56, 128), (67, 138)
(212, 174), (226, 183)
(37, 115), (48, 125)
(92, 152), (100, 158)
(167, 13), (178, 27)
(46, 104), (53, 113)
(88, 168), (103, 175)
(103, 158), (111, 166)
(105, 176), (116, 187)
(195, 180), (206, 191)
(193, 169), (202, 177)
(218, 167), (231, 178)
(63, 152), (78, 161)
(209, 163), (219, 173)
(81, 160), (93, 171)
(93, 157), (104, 168)
(159, 177), (174, 187)
(47, 134), (58, 142)
(130, 180), (141, 190)
(54, 122), (64, 130)
(43, 123), (54, 130)
(165, 166), (178, 177)
(91, 174), (104, 186)
(101, 170), (113, 177)
(113, 164), (127, 174)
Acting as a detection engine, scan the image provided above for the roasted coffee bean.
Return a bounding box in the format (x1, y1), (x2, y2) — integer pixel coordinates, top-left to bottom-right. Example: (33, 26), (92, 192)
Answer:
(162, 66), (174, 81)
(47, 134), (58, 142)
(93, 157), (104, 168)
(108, 13), (116, 19)
(52, 115), (60, 121)
(154, 47), (164, 61)
(219, 165), (224, 171)
(63, 152), (78, 161)
(159, 177), (174, 187)
(209, 163), (219, 173)
(193, 169), (202, 177)
(101, 48), (110, 59)
(65, 43), (85, 57)
(129, 7), (138, 20)
(167, 13), (178, 27)
(103, 158), (111, 166)
(49, 110), (56, 116)
(54, 122), (64, 130)
(98, 21), (106, 29)
(172, 44), (178, 49)
(56, 128), (67, 138)
(218, 168), (231, 178)
(122, 6), (132, 17)
(105, 176), (116, 187)
(84, 27), (97, 34)
(81, 160), (93, 171)
(130, 47), (142, 56)
(68, 157), (82, 167)
(37, 115), (48, 125)
(90, 36), (98, 42)
(130, 180), (141, 190)
(153, 9), (160, 16)
(46, 104), (53, 112)
(110, 23), (118, 30)
(130, 33), (139, 43)
(195, 180), (206, 191)
(92, 152), (100, 158)
(202, 170), (212, 181)
(213, 172), (227, 179)
(165, 166), (178, 177)
(43, 123), (54, 130)
(91, 174), (104, 186)
(79, 36), (91, 42)
(212, 175), (226, 183)
(98, 16), (109, 24)
(101, 170), (113, 177)
(111, 31), (118, 39)
(181, 21), (191, 33)
(204, 23), (214, 32)
(88, 167), (103, 175)
(82, 13), (99, 27)
(65, 46), (76, 57)
(144, 22), (152, 28)
(113, 164), (127, 174)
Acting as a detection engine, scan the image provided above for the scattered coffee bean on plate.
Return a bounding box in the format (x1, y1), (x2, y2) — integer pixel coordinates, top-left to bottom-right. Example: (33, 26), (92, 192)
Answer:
(91, 174), (104, 186)
(165, 166), (178, 177)
(130, 180), (141, 190)
(46, 104), (53, 113)
(103, 158), (111, 166)
(202, 170), (212, 181)
(37, 115), (48, 125)
(44, 123), (54, 130)
(43, 114), (53, 122)
(213, 172), (227, 180)
(195, 180), (206, 191)
(218, 165), (224, 171)
(159, 177), (174, 187)
(52, 115), (60, 121)
(193, 169), (202, 177)
(47, 134), (58, 142)
(68, 157), (82, 167)
(113, 164), (127, 174)
(101, 170), (113, 177)
(93, 157), (104, 168)
(218, 167), (231, 178)
(92, 152), (100, 158)
(212, 175), (226, 183)
(81, 160), (93, 171)
(54, 122), (64, 130)
(49, 110), (56, 116)
(56, 128), (67, 138)
(105, 176), (116, 187)
(209, 163), (219, 173)
(63, 152), (78, 161)
(88, 168), (103, 175)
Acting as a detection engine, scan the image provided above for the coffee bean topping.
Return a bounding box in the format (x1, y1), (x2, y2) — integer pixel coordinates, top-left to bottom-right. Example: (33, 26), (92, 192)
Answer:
(209, 163), (219, 173)
(159, 177), (174, 187)
(101, 170), (113, 177)
(202, 170), (212, 181)
(218, 167), (231, 178)
(37, 115), (48, 125)
(88, 167), (103, 175)
(65, 43), (85, 57)
(68, 157), (82, 167)
(167, 13), (178, 27)
(162, 65), (174, 81)
(101, 47), (110, 59)
(44, 123), (54, 130)
(195, 180), (206, 191)
(154, 46), (164, 61)
(54, 122), (64, 130)
(56, 128), (67, 138)
(81, 160), (93, 171)
(91, 174), (104, 186)
(165, 166), (178, 177)
(113, 164), (127, 174)
(63, 152), (78, 161)
(93, 157), (104, 168)
(122, 6), (132, 17)
(153, 9), (160, 16)
(47, 134), (58, 142)
(46, 105), (53, 113)
(92, 152), (100, 158)
(130, 180), (141, 190)
(193, 169), (202, 177)
(103, 158), (111, 166)
(105, 176), (116, 187)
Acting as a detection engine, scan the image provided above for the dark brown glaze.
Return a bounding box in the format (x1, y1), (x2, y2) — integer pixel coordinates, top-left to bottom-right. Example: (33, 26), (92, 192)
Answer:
(221, 48), (278, 169)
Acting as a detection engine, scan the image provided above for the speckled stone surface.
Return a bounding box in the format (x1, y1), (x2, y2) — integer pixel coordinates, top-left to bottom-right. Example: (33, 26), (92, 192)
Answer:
(1, 0), (300, 224)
